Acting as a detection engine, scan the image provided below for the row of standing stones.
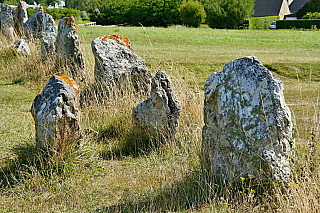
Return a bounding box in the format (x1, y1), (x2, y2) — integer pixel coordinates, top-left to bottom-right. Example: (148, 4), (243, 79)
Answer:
(2, 2), (294, 182)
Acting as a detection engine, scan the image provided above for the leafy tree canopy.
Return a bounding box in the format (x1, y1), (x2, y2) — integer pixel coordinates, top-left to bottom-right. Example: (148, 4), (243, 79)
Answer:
(206, 0), (254, 29)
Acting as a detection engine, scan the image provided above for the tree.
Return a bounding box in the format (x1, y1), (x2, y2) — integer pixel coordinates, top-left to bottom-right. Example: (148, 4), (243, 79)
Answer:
(179, 0), (206, 27)
(296, 0), (320, 19)
(206, 0), (254, 29)
(128, 0), (182, 26)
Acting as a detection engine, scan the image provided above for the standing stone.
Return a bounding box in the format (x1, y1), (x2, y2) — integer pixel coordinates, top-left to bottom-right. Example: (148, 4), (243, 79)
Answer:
(1, 4), (15, 37)
(14, 39), (30, 55)
(56, 16), (85, 79)
(132, 70), (181, 138)
(202, 56), (294, 181)
(14, 1), (28, 36)
(91, 35), (151, 93)
(31, 75), (82, 151)
(40, 13), (57, 60)
(22, 6), (45, 39)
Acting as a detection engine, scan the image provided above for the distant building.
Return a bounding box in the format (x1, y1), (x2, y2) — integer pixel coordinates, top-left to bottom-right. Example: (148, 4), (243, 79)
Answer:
(48, 1), (65, 9)
(27, 2), (40, 9)
(253, 0), (310, 20)
(289, 0), (310, 14)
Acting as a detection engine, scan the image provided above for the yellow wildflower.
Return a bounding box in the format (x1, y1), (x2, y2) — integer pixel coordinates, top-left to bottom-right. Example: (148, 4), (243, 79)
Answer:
(290, 182), (298, 189)
(248, 174), (254, 179)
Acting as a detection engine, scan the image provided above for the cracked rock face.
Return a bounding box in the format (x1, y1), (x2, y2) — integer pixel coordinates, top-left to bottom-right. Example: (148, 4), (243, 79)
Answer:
(1, 4), (15, 37)
(40, 13), (57, 60)
(91, 35), (151, 93)
(14, 1), (28, 36)
(31, 75), (81, 151)
(22, 6), (45, 38)
(14, 39), (30, 55)
(202, 56), (294, 181)
(132, 70), (181, 138)
(56, 16), (85, 79)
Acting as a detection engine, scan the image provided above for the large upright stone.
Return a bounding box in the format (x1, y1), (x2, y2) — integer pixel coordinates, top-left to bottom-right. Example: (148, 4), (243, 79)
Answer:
(56, 16), (85, 79)
(202, 56), (294, 181)
(132, 70), (181, 138)
(22, 6), (45, 38)
(14, 1), (28, 36)
(40, 13), (57, 60)
(1, 4), (15, 37)
(91, 35), (152, 93)
(31, 75), (81, 151)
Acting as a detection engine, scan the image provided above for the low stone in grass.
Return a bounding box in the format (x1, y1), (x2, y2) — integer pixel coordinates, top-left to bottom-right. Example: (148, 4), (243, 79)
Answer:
(91, 34), (151, 93)
(40, 13), (57, 60)
(31, 75), (82, 151)
(14, 39), (30, 55)
(56, 16), (86, 79)
(132, 70), (181, 139)
(1, 4), (15, 37)
(202, 56), (294, 181)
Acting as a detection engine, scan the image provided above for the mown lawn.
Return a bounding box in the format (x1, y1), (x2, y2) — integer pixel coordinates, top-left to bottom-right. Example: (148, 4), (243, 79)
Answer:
(0, 26), (319, 212)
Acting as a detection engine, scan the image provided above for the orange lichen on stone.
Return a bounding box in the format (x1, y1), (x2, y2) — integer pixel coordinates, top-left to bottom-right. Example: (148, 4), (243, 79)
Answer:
(64, 16), (78, 31)
(37, 6), (45, 16)
(58, 76), (79, 97)
(99, 34), (132, 50)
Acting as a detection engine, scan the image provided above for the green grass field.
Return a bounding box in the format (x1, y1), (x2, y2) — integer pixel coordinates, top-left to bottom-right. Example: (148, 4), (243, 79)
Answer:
(0, 27), (320, 212)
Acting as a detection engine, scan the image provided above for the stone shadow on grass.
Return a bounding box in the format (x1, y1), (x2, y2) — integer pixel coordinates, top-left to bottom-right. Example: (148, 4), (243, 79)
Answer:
(99, 127), (162, 160)
(95, 169), (274, 212)
(95, 170), (222, 212)
(0, 142), (65, 188)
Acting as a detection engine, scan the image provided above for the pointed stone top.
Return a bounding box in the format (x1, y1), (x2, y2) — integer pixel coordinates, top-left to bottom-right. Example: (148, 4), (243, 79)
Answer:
(37, 6), (45, 16)
(58, 76), (79, 97)
(63, 16), (78, 31)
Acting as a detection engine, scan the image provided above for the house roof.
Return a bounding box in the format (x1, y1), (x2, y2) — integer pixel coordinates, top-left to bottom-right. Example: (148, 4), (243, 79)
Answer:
(289, 0), (310, 14)
(253, 0), (285, 17)
(253, 0), (311, 18)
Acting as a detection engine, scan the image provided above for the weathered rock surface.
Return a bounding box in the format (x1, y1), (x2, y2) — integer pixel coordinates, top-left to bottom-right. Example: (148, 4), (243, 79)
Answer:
(56, 16), (85, 79)
(22, 6), (45, 38)
(14, 1), (28, 36)
(40, 13), (57, 60)
(202, 56), (294, 181)
(14, 39), (30, 55)
(31, 75), (81, 151)
(91, 35), (151, 93)
(132, 70), (181, 138)
(1, 4), (15, 37)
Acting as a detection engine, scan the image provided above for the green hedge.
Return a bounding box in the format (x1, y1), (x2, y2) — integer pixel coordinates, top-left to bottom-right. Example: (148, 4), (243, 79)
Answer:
(249, 16), (279, 30)
(276, 19), (320, 29)
(89, 0), (182, 26)
(27, 8), (79, 20)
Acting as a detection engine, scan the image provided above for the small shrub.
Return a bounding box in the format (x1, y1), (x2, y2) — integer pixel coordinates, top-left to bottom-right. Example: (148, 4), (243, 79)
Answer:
(302, 12), (320, 19)
(179, 0), (206, 28)
(80, 11), (90, 21)
(206, 0), (255, 29)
